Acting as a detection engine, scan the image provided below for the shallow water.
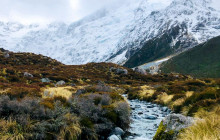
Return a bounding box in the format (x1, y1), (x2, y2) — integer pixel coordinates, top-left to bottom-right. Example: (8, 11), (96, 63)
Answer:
(124, 95), (170, 140)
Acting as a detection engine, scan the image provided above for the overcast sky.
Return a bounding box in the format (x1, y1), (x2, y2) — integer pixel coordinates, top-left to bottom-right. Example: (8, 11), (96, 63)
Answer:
(0, 0), (219, 24)
(0, 0), (124, 24)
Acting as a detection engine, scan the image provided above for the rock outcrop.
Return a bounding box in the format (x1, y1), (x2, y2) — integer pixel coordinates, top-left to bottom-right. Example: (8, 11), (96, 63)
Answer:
(153, 114), (194, 140)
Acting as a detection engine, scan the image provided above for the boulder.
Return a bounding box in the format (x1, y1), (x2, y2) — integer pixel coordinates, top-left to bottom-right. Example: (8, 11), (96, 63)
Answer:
(41, 78), (51, 83)
(110, 67), (128, 75)
(56, 80), (66, 86)
(153, 114), (194, 140)
(112, 127), (125, 136)
(107, 135), (121, 140)
(162, 107), (168, 112)
(24, 72), (33, 78)
(163, 114), (194, 131)
(4, 52), (10, 58)
(147, 105), (154, 108)
(145, 115), (158, 120)
(135, 105), (141, 108)
(70, 83), (76, 87)
(75, 89), (86, 96)
(134, 67), (147, 75)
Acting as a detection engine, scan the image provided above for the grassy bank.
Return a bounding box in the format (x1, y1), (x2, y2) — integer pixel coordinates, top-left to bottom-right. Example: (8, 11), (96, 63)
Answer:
(126, 78), (220, 140)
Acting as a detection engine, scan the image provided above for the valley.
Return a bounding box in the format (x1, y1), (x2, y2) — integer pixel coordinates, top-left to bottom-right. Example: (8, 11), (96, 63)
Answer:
(0, 0), (220, 140)
(0, 49), (219, 140)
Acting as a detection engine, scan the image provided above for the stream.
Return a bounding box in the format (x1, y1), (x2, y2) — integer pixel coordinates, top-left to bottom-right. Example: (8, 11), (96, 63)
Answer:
(123, 95), (171, 140)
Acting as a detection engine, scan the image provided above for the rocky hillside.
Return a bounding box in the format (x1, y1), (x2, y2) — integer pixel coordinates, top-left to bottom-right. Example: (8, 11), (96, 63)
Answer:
(0, 49), (219, 140)
(160, 36), (220, 78)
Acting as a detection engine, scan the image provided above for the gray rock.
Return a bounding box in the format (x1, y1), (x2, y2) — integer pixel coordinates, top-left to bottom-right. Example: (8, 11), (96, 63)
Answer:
(43, 90), (50, 96)
(155, 114), (195, 140)
(75, 89), (86, 96)
(138, 112), (143, 115)
(134, 115), (141, 120)
(56, 80), (66, 86)
(70, 83), (76, 87)
(107, 135), (121, 140)
(134, 67), (147, 75)
(41, 78), (50, 83)
(162, 107), (168, 112)
(112, 127), (125, 136)
(4, 52), (10, 58)
(163, 114), (194, 131)
(24, 72), (33, 78)
(135, 105), (141, 108)
(152, 113), (159, 117)
(110, 67), (128, 75)
(145, 115), (158, 120)
(147, 105), (154, 108)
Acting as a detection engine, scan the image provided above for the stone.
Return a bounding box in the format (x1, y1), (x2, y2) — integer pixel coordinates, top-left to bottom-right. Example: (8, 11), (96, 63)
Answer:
(107, 135), (121, 140)
(133, 115), (141, 120)
(43, 90), (50, 96)
(154, 114), (195, 140)
(4, 52), (10, 58)
(138, 112), (143, 115)
(134, 67), (147, 75)
(152, 113), (159, 117)
(75, 89), (86, 96)
(145, 115), (158, 120)
(147, 105), (154, 108)
(41, 78), (50, 83)
(162, 107), (168, 112)
(135, 105), (141, 108)
(56, 80), (66, 86)
(163, 114), (194, 132)
(70, 83), (76, 87)
(24, 72), (33, 78)
(110, 67), (128, 75)
(112, 127), (125, 136)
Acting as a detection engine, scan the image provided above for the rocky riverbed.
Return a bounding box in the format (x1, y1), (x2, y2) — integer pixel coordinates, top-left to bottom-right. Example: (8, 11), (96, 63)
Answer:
(124, 95), (171, 140)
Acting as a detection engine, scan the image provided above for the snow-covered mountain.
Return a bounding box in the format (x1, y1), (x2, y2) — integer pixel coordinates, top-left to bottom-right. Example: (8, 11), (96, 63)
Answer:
(0, 0), (220, 65)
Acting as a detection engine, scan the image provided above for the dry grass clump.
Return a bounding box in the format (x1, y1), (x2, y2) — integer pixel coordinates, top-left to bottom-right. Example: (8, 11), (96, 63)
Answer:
(155, 93), (174, 105)
(0, 118), (25, 140)
(43, 86), (76, 99)
(178, 106), (220, 140)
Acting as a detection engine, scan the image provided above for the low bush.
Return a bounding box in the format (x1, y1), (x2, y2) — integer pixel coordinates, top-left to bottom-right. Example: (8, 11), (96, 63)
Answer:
(183, 87), (219, 107)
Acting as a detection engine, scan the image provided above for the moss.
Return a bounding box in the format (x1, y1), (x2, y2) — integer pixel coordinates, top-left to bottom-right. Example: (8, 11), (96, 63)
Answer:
(153, 122), (175, 140)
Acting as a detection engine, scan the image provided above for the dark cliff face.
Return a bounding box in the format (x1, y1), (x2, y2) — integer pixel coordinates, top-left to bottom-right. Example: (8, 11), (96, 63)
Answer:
(123, 24), (198, 68)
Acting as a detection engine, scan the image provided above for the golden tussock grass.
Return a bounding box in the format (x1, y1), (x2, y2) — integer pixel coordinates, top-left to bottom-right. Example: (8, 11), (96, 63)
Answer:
(42, 86), (79, 99)
(178, 106), (220, 140)
(0, 89), (9, 94)
(139, 85), (155, 98)
(186, 91), (194, 97)
(155, 92), (174, 105)
(171, 91), (194, 108)
(171, 98), (185, 106)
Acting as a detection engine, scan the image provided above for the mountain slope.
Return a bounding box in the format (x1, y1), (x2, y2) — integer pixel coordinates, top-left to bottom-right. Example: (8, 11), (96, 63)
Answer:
(160, 36), (220, 78)
(0, 0), (220, 65)
(123, 24), (197, 68)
